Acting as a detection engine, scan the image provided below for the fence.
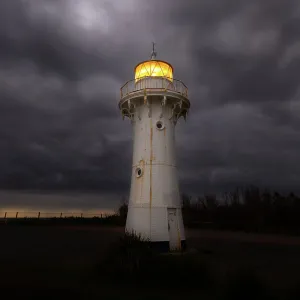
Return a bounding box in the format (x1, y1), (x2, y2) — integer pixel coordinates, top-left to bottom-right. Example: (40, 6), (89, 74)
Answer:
(0, 211), (115, 220)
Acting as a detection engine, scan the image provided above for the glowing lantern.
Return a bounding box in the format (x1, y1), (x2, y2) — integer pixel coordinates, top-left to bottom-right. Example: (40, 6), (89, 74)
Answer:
(134, 60), (173, 83)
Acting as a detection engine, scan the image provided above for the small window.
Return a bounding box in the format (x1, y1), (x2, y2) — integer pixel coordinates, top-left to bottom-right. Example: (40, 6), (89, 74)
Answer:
(156, 121), (164, 130)
(136, 167), (143, 178)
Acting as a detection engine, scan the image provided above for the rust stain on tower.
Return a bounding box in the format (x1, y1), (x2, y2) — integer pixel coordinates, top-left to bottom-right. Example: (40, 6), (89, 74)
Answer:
(149, 122), (153, 208)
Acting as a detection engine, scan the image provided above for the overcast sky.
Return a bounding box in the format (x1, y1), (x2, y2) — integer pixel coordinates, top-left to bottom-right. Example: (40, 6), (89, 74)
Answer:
(1, 0), (300, 212)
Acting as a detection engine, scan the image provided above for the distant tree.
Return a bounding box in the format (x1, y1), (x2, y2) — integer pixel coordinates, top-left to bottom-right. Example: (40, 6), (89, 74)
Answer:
(261, 189), (272, 207)
(290, 193), (300, 208)
(196, 196), (206, 209)
(181, 193), (191, 209)
(204, 194), (218, 210)
(222, 188), (241, 207)
(272, 192), (284, 207)
(118, 196), (128, 220)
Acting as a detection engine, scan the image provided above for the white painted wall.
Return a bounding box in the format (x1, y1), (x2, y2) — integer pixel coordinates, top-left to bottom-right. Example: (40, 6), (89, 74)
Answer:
(125, 94), (185, 246)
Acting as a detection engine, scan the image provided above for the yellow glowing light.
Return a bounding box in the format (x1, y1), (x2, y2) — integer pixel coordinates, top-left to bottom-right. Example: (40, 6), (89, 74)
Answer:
(134, 60), (173, 82)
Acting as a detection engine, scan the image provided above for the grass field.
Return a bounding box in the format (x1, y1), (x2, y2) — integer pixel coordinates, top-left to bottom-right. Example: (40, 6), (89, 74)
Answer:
(1, 225), (300, 299)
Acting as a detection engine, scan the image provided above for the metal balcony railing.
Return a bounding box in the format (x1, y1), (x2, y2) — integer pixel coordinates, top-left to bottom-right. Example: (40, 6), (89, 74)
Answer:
(120, 77), (188, 99)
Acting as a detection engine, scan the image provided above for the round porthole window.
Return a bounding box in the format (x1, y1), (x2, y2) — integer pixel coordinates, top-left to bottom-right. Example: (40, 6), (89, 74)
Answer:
(136, 167), (143, 178)
(156, 121), (164, 130)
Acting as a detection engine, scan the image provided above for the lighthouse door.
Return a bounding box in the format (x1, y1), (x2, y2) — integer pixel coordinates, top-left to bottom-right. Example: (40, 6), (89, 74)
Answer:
(167, 208), (180, 251)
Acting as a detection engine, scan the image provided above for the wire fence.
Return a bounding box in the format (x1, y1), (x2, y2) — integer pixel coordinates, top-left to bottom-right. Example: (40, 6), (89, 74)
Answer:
(0, 211), (116, 220)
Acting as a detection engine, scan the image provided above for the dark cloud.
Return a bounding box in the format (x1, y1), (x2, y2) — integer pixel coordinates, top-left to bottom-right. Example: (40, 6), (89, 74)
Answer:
(1, 0), (300, 210)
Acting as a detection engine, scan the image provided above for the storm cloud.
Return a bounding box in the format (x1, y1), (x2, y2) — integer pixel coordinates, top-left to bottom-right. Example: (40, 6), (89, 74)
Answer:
(1, 0), (300, 211)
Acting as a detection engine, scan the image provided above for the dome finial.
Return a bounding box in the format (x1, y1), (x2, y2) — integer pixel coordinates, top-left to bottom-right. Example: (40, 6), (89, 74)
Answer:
(150, 42), (157, 60)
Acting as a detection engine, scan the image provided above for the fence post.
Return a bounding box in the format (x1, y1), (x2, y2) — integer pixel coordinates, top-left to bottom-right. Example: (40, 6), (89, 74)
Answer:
(38, 212), (40, 219)
(4, 212), (7, 219)
(60, 212), (63, 218)
(16, 212), (18, 219)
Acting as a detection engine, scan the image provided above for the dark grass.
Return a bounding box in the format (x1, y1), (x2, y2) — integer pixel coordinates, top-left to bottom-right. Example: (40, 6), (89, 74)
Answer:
(91, 232), (300, 300)
(1, 227), (300, 299)
(96, 232), (214, 290)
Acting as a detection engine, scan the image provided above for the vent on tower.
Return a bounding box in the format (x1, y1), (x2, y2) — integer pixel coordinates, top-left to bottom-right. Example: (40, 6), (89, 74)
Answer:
(156, 121), (165, 130)
(135, 167), (143, 178)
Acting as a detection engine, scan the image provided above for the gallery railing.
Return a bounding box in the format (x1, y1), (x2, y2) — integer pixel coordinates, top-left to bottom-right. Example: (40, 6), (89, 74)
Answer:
(120, 77), (188, 99)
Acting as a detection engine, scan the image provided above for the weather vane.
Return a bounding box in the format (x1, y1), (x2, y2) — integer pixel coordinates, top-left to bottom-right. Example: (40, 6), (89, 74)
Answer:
(150, 42), (157, 60)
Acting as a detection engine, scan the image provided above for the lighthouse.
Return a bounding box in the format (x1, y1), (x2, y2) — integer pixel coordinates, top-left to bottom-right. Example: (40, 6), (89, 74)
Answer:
(119, 44), (190, 252)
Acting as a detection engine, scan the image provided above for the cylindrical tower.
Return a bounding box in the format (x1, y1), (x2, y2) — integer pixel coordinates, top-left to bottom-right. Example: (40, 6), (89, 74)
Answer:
(119, 45), (190, 252)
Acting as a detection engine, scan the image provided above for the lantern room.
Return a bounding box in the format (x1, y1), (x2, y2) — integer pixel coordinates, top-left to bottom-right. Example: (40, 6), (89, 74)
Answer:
(134, 60), (173, 83)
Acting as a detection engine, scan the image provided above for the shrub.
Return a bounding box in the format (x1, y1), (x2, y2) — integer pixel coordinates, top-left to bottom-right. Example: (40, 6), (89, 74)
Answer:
(97, 232), (214, 292)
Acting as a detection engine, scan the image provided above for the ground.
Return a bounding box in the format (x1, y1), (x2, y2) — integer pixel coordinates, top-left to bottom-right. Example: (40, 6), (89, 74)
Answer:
(1, 225), (300, 299)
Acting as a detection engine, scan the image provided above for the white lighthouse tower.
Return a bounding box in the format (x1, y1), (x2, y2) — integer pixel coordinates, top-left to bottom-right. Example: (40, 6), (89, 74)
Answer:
(119, 44), (190, 252)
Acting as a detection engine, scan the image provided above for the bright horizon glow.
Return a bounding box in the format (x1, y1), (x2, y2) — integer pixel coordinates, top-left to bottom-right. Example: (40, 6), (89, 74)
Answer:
(135, 60), (173, 82)
(0, 191), (119, 216)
